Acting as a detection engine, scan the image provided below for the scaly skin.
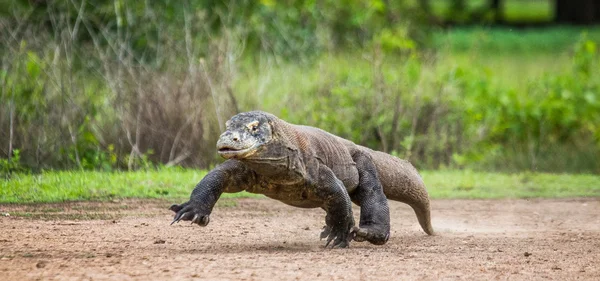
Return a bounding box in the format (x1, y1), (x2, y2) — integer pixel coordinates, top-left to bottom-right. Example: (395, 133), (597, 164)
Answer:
(171, 111), (434, 248)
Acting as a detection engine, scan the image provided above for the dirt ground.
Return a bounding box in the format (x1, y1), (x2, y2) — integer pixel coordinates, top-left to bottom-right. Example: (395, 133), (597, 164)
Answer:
(1, 197), (599, 280)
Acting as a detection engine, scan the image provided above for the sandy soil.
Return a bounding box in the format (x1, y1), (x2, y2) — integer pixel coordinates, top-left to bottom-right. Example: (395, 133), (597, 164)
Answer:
(1, 198), (599, 280)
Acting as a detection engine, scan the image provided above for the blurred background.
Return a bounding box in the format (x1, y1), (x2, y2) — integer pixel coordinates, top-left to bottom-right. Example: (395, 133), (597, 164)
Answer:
(1, 0), (599, 175)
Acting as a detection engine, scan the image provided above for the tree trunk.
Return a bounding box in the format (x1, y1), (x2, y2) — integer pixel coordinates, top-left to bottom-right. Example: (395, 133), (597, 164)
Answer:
(490, 0), (503, 23)
(555, 0), (600, 24)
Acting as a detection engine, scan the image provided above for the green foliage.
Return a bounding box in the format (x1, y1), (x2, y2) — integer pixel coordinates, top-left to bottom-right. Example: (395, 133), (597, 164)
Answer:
(1, 1), (600, 174)
(2, 0), (423, 59)
(241, 0), (427, 57)
(376, 26), (418, 54)
(433, 33), (600, 173)
(0, 150), (26, 178)
(1, 0), (428, 172)
(237, 30), (600, 173)
(463, 34), (600, 173)
(502, 0), (554, 23)
(430, 0), (554, 23)
(1, 40), (116, 170)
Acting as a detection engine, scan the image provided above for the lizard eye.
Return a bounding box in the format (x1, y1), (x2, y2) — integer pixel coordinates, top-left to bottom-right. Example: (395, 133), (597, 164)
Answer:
(246, 120), (260, 132)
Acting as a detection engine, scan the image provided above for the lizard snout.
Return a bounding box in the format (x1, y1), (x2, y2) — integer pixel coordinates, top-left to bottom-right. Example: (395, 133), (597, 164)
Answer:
(216, 130), (258, 159)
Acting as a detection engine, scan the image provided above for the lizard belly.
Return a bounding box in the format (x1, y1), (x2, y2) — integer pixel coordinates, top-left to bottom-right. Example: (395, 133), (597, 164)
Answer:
(246, 181), (322, 209)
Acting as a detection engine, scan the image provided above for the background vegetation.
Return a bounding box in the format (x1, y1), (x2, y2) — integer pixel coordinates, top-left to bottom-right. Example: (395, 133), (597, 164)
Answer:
(1, 0), (600, 178)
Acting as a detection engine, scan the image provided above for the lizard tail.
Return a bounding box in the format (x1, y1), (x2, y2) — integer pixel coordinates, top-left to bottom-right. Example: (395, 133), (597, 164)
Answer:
(368, 150), (435, 235)
(408, 201), (435, 235)
(384, 188), (435, 236)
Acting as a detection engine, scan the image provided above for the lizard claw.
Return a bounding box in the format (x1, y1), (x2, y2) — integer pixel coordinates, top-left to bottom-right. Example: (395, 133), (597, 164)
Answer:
(169, 201), (210, 226)
(325, 235), (334, 248)
(171, 211), (191, 225)
(322, 224), (353, 248)
(320, 226), (331, 240)
(171, 216), (179, 225)
(191, 214), (210, 226)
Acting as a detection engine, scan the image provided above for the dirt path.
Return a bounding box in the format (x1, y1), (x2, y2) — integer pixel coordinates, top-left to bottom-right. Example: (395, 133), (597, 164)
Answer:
(1, 198), (599, 280)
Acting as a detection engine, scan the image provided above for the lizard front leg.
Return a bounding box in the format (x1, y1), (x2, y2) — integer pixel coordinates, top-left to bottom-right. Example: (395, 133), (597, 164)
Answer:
(170, 160), (255, 226)
(350, 151), (391, 245)
(314, 165), (355, 248)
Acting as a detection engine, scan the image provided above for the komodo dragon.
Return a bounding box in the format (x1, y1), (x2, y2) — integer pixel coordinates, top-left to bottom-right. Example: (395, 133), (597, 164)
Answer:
(170, 111), (434, 248)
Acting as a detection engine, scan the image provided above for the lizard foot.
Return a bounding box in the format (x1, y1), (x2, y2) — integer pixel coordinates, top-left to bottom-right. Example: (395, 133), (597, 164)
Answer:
(351, 226), (389, 245)
(319, 225), (354, 249)
(169, 202), (210, 226)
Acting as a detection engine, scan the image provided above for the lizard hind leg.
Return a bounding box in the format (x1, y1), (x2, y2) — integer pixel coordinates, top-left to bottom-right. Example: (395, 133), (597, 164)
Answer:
(350, 151), (391, 245)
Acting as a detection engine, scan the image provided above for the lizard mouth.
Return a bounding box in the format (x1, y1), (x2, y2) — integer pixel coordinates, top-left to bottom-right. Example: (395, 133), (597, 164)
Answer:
(217, 147), (240, 153)
(217, 144), (259, 159)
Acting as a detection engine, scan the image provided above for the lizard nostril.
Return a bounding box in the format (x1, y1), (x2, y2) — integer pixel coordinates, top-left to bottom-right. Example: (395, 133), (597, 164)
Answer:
(232, 137), (239, 142)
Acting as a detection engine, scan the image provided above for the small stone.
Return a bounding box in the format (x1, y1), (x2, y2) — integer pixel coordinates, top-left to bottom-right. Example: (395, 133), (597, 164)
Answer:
(154, 239), (166, 244)
(524, 252), (532, 257)
(36, 261), (47, 268)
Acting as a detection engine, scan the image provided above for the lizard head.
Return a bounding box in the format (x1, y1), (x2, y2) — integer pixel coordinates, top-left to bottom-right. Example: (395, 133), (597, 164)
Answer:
(216, 111), (274, 159)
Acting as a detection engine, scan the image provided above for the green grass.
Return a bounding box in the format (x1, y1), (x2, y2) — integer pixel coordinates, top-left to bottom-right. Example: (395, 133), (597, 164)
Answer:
(432, 26), (600, 55)
(0, 168), (262, 204)
(421, 170), (600, 199)
(1, 169), (598, 203)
